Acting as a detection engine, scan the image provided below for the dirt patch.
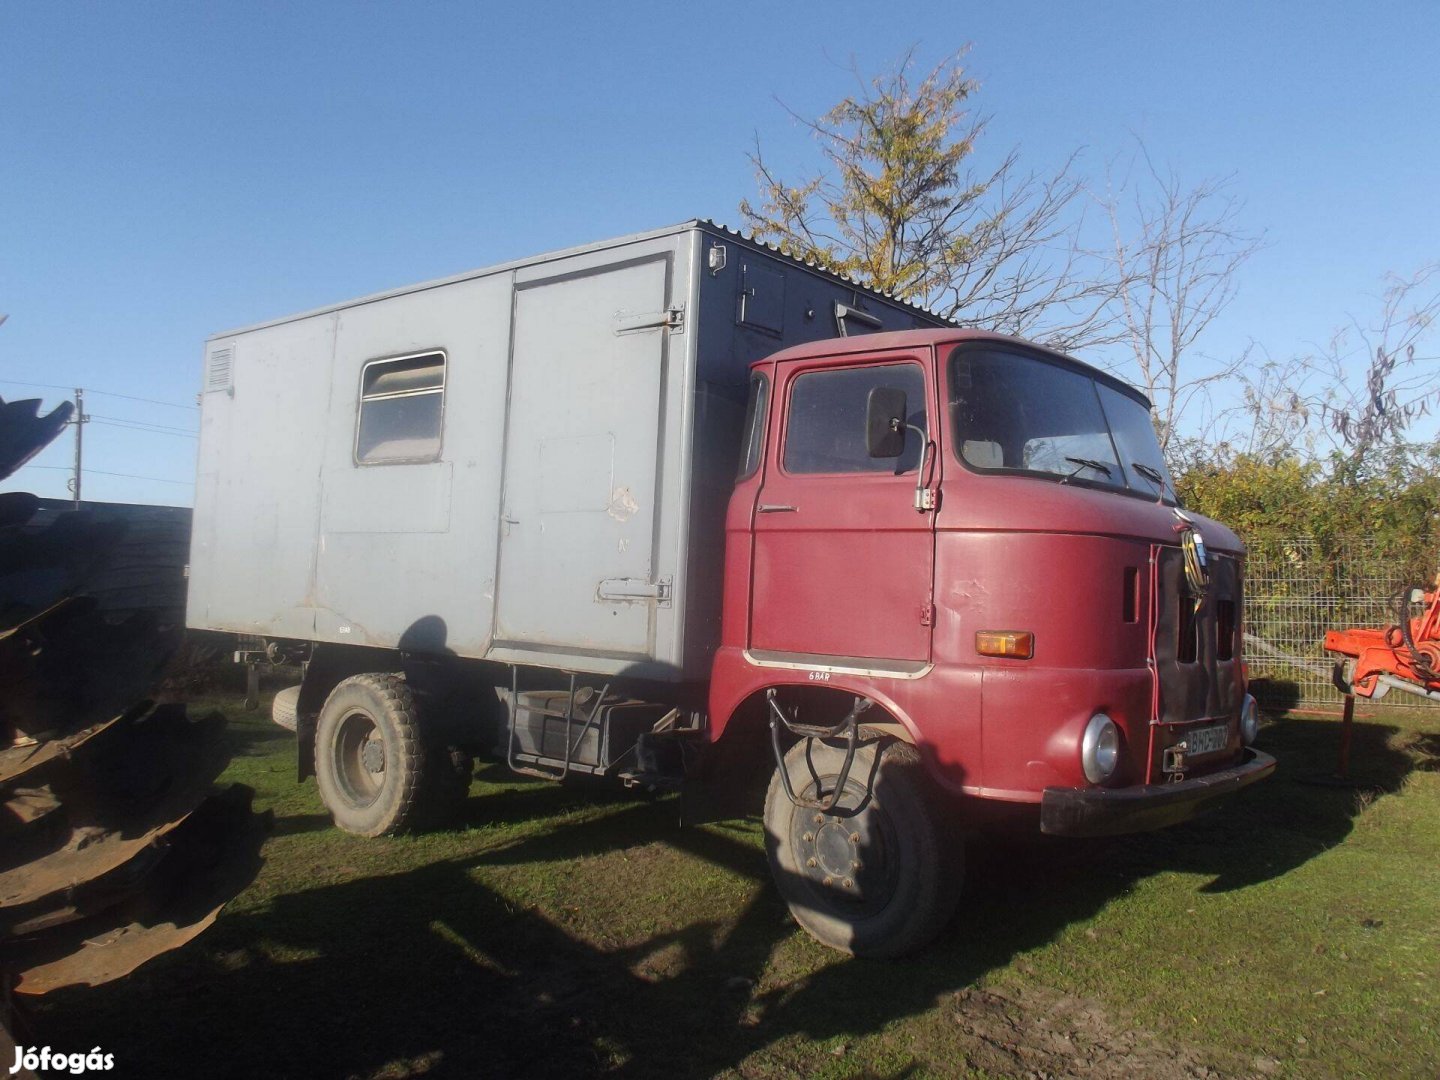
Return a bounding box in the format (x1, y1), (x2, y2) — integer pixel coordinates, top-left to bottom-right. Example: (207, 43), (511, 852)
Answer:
(950, 984), (1275, 1079)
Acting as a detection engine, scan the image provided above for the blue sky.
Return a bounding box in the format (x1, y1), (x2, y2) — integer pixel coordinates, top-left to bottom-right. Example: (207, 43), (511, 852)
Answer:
(3, 1), (1437, 505)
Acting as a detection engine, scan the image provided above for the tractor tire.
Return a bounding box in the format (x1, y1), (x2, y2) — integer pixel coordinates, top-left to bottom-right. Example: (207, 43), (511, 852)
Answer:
(271, 685), (300, 732)
(314, 673), (425, 837)
(764, 732), (962, 958)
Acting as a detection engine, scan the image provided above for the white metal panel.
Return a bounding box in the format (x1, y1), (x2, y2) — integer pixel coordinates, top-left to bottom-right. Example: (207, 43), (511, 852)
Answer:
(309, 275), (511, 653)
(186, 319), (335, 638)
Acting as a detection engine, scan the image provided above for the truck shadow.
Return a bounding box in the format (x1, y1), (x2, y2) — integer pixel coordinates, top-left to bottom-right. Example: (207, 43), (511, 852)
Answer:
(31, 716), (1421, 1079)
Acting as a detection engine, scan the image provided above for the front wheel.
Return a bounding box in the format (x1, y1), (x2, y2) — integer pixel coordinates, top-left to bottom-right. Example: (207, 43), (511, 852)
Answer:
(764, 734), (961, 958)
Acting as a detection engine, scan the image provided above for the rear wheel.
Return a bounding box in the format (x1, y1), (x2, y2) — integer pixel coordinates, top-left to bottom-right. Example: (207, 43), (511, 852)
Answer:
(314, 673), (425, 837)
(417, 744), (474, 826)
(763, 733), (961, 958)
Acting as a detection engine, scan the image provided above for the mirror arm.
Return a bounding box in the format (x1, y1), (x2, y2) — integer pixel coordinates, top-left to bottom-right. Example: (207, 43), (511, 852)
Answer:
(894, 421), (935, 513)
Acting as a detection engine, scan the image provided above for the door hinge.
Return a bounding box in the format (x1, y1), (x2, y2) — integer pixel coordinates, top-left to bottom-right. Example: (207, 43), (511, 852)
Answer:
(920, 603), (934, 627)
(613, 304), (685, 335)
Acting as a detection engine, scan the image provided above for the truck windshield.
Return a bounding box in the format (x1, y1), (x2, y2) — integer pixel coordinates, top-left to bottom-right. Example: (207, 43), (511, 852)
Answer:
(948, 345), (1174, 500)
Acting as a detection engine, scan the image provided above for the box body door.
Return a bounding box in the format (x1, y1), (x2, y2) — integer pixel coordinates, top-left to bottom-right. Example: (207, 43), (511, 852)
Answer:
(494, 252), (677, 660)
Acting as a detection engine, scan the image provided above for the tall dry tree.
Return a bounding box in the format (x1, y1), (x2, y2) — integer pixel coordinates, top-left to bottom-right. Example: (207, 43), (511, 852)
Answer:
(739, 49), (1119, 352)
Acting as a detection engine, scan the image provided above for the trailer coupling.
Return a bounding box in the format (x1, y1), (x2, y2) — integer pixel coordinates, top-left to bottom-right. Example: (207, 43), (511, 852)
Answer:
(766, 688), (879, 818)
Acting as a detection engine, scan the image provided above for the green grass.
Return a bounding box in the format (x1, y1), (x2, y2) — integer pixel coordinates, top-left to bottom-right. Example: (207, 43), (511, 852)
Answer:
(30, 696), (1440, 1079)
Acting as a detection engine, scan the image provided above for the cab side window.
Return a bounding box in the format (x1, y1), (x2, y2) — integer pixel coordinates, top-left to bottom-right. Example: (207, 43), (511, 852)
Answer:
(737, 370), (770, 480)
(783, 363), (926, 475)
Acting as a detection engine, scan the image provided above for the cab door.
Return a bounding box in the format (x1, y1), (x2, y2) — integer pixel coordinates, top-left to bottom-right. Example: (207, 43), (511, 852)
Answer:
(749, 352), (938, 666)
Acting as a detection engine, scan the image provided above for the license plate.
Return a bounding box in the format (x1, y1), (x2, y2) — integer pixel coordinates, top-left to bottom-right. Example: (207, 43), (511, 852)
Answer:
(1185, 723), (1229, 756)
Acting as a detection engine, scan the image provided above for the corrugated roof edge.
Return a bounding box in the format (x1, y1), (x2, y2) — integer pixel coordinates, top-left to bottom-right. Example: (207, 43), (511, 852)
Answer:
(694, 220), (952, 324)
(207, 219), (954, 341)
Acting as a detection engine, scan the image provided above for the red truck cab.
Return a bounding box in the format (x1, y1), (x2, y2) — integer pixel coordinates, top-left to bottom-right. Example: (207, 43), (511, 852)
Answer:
(708, 329), (1274, 956)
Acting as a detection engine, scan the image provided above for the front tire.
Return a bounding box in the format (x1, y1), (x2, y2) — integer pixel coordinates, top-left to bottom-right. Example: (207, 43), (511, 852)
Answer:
(314, 673), (425, 837)
(764, 733), (961, 958)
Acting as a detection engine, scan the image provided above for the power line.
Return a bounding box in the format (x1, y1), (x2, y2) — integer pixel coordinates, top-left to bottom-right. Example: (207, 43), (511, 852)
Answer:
(90, 415), (198, 438)
(88, 387), (199, 412)
(88, 469), (193, 486)
(19, 464), (192, 486)
(0, 378), (197, 411)
(90, 413), (197, 433)
(90, 420), (197, 439)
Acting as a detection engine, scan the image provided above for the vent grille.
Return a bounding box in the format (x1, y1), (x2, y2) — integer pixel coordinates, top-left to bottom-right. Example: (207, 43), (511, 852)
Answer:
(206, 345), (233, 392)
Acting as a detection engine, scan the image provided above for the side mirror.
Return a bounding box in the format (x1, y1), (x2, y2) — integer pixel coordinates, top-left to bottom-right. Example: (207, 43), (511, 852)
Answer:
(866, 387), (907, 458)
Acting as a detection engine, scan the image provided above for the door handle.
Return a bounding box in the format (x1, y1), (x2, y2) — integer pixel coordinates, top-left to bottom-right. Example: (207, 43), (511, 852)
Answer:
(757, 504), (798, 513)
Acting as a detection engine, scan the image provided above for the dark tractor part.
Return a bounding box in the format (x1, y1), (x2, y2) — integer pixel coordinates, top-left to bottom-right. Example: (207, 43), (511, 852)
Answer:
(313, 673), (426, 837)
(0, 393), (267, 1016)
(0, 396), (74, 482)
(763, 732), (962, 959)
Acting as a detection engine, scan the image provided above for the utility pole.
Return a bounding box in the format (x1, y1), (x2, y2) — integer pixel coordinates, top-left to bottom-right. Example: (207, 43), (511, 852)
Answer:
(69, 387), (88, 508)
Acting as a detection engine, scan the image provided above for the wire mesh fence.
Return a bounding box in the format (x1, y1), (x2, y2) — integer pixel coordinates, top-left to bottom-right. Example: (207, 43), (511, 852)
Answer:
(1245, 537), (1438, 710)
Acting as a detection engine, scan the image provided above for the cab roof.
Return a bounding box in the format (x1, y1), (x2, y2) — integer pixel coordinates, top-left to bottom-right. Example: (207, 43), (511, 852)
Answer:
(754, 328), (1152, 409)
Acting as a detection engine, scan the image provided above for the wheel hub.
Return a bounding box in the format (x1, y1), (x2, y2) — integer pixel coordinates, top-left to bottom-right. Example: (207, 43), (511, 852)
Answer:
(813, 821), (856, 879)
(360, 736), (385, 773)
(793, 797), (896, 913)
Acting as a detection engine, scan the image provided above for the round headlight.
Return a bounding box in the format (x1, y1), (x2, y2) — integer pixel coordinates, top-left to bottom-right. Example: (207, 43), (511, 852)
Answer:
(1240, 694), (1260, 745)
(1081, 713), (1121, 785)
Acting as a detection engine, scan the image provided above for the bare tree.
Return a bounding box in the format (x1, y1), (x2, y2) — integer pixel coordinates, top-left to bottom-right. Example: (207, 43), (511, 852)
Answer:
(1207, 265), (1440, 468)
(739, 49), (1121, 352)
(1100, 148), (1263, 454)
(1176, 264), (1440, 472)
(1308, 265), (1440, 463)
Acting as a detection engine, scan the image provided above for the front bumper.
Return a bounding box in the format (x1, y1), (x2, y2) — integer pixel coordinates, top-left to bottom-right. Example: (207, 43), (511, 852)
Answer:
(1039, 748), (1276, 837)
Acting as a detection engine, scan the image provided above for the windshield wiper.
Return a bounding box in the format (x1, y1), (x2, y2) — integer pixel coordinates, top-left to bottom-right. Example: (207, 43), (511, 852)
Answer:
(1131, 461), (1173, 501)
(1061, 456), (1113, 483)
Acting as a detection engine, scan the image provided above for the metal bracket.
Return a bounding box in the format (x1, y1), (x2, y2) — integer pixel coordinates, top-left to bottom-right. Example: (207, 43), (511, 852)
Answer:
(243, 661), (260, 711)
(1162, 743), (1188, 780)
(766, 689), (875, 817)
(613, 304), (685, 335)
(833, 301), (882, 337)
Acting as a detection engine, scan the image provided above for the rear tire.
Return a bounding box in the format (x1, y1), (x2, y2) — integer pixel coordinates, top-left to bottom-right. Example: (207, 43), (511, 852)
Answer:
(417, 744), (474, 826)
(764, 733), (961, 958)
(314, 673), (425, 837)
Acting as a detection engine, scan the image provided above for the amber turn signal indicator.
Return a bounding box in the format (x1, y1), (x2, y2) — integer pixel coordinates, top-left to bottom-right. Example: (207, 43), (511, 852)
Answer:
(975, 630), (1034, 659)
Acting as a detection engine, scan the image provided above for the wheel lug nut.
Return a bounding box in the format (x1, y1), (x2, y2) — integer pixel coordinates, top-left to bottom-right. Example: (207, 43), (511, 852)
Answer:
(843, 878), (854, 889)
(802, 832), (814, 842)
(850, 833), (860, 843)
(822, 876), (833, 887)
(851, 861), (862, 871)
(814, 814), (824, 825)
(806, 858), (817, 868)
